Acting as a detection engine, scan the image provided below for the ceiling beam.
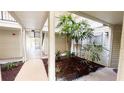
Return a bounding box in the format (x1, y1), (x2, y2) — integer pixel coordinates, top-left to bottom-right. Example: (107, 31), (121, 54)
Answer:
(70, 11), (113, 27)
(9, 11), (25, 28)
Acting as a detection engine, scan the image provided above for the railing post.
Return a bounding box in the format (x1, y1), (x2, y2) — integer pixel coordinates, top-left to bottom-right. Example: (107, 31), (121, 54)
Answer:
(1, 11), (3, 20)
(0, 11), (16, 22)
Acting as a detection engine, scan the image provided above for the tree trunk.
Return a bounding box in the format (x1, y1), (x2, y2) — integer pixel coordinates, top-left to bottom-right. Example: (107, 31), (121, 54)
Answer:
(75, 40), (79, 56)
(80, 39), (82, 57)
(67, 37), (71, 51)
(76, 43), (78, 56)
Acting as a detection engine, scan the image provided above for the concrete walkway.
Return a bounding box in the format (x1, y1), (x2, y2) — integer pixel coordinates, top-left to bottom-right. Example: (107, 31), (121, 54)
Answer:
(15, 59), (48, 81)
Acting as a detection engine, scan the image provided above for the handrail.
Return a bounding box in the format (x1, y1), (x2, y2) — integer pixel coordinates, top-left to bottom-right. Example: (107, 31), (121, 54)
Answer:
(0, 11), (16, 22)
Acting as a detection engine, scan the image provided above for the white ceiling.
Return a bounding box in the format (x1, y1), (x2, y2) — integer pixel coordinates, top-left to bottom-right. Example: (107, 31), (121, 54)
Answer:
(72, 11), (123, 25)
(9, 11), (123, 30)
(9, 11), (48, 30)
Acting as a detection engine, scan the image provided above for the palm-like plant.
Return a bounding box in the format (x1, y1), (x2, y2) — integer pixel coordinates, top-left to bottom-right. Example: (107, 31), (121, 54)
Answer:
(56, 14), (75, 51)
(71, 20), (93, 55)
(72, 21), (93, 41)
(57, 14), (93, 55)
(83, 42), (103, 62)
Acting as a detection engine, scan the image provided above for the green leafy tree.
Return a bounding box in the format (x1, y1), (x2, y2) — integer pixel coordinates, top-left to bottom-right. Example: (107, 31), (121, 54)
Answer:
(57, 14), (93, 55)
(71, 20), (93, 55)
(56, 14), (75, 51)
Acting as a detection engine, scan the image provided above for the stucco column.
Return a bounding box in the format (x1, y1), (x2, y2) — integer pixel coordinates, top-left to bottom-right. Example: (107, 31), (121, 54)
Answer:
(40, 30), (43, 56)
(20, 28), (23, 61)
(22, 29), (27, 62)
(48, 11), (55, 81)
(117, 14), (124, 80)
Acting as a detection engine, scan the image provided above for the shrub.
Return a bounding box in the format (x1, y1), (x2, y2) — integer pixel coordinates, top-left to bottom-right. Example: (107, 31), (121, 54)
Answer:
(3, 63), (17, 70)
(83, 42), (103, 62)
(65, 51), (75, 58)
(56, 50), (61, 60)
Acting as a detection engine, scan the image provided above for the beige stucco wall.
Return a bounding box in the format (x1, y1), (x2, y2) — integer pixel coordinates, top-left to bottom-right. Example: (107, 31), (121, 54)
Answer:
(0, 29), (22, 59)
(55, 33), (68, 53)
(42, 32), (67, 54)
(111, 25), (122, 68)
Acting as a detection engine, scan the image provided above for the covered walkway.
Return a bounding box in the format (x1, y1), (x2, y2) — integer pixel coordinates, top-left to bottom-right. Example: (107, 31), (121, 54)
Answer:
(15, 59), (48, 81)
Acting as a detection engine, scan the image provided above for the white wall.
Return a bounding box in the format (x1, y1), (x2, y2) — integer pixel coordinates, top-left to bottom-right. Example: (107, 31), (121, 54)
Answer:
(55, 33), (67, 52)
(117, 15), (124, 80)
(0, 29), (22, 59)
(42, 32), (68, 55)
(111, 25), (122, 68)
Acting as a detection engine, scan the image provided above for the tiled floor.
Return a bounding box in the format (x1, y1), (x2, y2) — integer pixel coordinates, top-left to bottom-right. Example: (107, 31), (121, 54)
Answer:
(15, 59), (48, 81)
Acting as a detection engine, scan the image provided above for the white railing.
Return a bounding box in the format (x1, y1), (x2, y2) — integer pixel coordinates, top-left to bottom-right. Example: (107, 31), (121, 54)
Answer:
(0, 11), (16, 22)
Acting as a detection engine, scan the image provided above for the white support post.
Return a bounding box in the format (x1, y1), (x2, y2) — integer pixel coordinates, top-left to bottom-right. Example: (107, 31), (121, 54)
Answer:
(22, 29), (27, 62)
(117, 14), (124, 80)
(48, 12), (55, 81)
(20, 28), (23, 62)
(40, 30), (43, 56)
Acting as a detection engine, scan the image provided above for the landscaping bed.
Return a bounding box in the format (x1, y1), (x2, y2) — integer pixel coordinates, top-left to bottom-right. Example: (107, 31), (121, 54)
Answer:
(42, 58), (48, 74)
(56, 56), (105, 81)
(1, 62), (23, 81)
(42, 56), (105, 81)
